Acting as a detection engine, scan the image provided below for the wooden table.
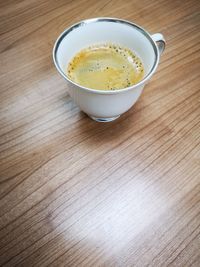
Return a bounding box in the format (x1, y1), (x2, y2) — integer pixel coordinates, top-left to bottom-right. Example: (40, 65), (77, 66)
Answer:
(0, 0), (200, 266)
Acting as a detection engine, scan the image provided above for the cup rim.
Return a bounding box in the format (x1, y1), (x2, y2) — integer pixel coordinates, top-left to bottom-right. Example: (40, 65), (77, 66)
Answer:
(53, 17), (159, 95)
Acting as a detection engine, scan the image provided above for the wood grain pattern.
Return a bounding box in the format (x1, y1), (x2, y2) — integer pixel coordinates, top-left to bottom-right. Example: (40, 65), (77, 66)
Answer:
(0, 0), (200, 266)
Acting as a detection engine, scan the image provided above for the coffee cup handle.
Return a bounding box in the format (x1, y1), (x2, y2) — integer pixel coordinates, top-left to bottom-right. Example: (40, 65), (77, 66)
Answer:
(151, 33), (166, 55)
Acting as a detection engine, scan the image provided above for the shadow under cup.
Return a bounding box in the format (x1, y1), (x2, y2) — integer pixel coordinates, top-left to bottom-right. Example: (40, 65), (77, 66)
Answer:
(53, 18), (161, 122)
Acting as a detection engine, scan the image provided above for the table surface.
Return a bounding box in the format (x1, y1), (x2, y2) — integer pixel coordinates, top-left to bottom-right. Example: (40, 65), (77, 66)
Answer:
(0, 0), (200, 266)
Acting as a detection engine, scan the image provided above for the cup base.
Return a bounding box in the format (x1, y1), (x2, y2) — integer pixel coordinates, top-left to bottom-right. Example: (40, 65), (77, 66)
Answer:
(89, 115), (120, 122)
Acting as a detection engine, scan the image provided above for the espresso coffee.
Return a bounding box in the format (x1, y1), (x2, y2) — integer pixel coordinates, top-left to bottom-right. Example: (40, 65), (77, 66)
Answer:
(66, 44), (144, 90)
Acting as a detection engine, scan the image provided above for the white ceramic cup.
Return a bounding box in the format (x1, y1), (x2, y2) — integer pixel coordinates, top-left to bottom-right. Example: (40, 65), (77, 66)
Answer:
(53, 18), (165, 122)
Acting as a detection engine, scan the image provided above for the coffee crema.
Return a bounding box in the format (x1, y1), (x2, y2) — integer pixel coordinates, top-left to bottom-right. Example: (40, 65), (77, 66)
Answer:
(66, 44), (144, 91)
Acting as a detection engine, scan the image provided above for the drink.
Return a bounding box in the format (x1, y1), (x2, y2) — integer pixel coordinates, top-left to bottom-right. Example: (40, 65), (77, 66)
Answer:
(66, 44), (144, 90)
